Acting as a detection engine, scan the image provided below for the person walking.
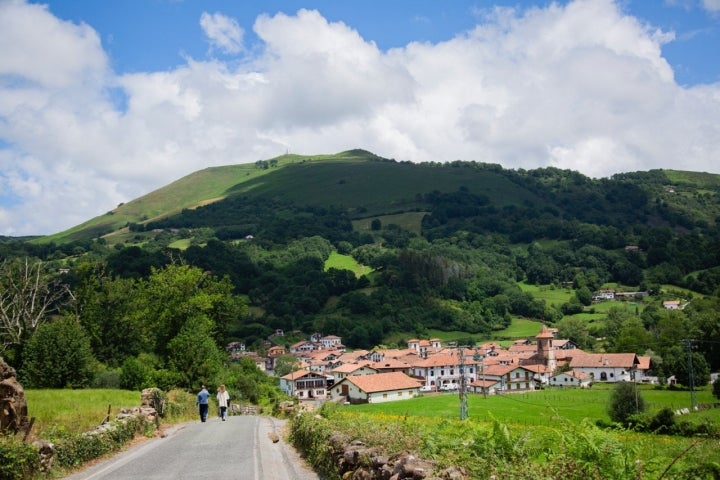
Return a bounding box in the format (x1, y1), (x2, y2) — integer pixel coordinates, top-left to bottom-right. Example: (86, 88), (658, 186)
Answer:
(216, 384), (230, 421)
(196, 384), (210, 422)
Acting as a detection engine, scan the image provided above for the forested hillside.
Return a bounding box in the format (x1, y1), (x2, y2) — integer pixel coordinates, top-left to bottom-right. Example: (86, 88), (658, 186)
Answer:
(1, 151), (719, 391)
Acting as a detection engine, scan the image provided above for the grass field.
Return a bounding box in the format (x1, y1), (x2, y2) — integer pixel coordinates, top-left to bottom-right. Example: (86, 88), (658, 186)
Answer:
(324, 252), (372, 277)
(347, 384), (719, 427)
(25, 389), (142, 439)
(519, 282), (574, 306)
(494, 317), (545, 339)
(352, 212), (427, 236)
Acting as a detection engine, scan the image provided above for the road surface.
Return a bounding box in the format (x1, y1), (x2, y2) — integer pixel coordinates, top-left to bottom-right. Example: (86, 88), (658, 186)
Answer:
(63, 415), (321, 480)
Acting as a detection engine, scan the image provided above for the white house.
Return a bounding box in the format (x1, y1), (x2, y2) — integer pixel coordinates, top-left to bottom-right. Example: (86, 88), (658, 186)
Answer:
(330, 372), (421, 404)
(548, 370), (592, 388)
(484, 364), (538, 392)
(569, 353), (639, 383)
(279, 370), (327, 399)
(410, 353), (478, 390)
(329, 363), (378, 383)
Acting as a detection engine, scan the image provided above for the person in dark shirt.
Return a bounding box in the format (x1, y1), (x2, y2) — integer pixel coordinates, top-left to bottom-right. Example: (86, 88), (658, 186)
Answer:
(196, 385), (210, 422)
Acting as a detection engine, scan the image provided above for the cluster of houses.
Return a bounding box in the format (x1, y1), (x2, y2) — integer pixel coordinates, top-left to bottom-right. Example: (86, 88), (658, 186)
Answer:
(257, 326), (653, 405)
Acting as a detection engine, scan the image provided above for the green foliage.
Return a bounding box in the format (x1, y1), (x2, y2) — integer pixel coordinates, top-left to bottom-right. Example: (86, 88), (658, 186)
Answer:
(223, 357), (283, 407)
(119, 355), (155, 391)
(51, 415), (144, 468)
(21, 316), (95, 388)
(608, 382), (646, 425)
(273, 355), (302, 377)
(0, 438), (38, 480)
(167, 317), (225, 388)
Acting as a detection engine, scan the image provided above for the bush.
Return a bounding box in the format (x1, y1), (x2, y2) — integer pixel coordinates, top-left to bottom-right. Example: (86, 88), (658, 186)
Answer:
(0, 438), (38, 480)
(91, 368), (122, 389)
(52, 415), (144, 468)
(649, 407), (676, 434)
(608, 382), (645, 426)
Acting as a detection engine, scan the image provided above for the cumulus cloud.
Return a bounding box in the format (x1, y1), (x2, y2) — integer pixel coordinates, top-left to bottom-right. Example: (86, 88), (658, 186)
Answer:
(200, 12), (244, 54)
(0, 0), (719, 235)
(702, 0), (720, 12)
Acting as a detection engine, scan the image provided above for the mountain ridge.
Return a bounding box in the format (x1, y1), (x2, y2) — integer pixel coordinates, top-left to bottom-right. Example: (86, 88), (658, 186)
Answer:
(35, 149), (720, 245)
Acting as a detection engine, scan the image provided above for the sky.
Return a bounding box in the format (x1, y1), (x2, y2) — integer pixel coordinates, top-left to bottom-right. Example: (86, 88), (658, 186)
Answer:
(1, 0), (719, 236)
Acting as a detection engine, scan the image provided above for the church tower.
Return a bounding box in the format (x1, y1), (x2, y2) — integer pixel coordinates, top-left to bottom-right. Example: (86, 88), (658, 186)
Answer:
(536, 324), (556, 371)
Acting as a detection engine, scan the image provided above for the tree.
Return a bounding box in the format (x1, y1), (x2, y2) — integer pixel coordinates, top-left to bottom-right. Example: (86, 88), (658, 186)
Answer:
(21, 316), (95, 388)
(663, 345), (711, 388)
(608, 381), (645, 425)
(167, 316), (225, 388)
(273, 354), (301, 377)
(0, 258), (69, 366)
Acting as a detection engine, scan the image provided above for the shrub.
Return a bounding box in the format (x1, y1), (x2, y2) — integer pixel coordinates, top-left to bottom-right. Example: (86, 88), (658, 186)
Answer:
(608, 382), (645, 425)
(649, 407), (676, 434)
(0, 438), (38, 480)
(91, 368), (122, 389)
(52, 415), (144, 468)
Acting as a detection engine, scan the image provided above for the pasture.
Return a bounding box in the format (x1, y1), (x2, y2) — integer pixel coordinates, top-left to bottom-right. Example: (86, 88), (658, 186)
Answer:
(352, 212), (427, 236)
(324, 252), (372, 277)
(348, 384), (719, 427)
(24, 389), (142, 439)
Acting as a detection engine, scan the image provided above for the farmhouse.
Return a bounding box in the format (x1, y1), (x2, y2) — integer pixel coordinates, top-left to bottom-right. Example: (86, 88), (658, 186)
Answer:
(330, 371), (421, 404)
(662, 300), (681, 310)
(569, 353), (640, 382)
(329, 363), (377, 383)
(279, 370), (328, 399)
(410, 353), (479, 391)
(482, 364), (538, 392)
(467, 378), (502, 396)
(549, 370), (592, 388)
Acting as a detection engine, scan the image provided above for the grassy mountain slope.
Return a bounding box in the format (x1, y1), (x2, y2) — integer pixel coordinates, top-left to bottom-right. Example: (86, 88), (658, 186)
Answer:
(39, 150), (547, 244)
(37, 150), (720, 245)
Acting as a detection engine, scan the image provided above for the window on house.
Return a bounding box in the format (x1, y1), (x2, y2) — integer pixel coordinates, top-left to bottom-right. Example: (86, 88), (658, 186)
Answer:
(450, 369), (454, 375)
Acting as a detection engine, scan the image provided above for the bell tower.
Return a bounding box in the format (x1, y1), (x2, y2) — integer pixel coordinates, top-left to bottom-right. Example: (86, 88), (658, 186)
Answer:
(536, 324), (556, 371)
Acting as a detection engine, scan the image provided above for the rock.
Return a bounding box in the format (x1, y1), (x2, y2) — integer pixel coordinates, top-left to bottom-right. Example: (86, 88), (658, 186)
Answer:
(0, 357), (28, 434)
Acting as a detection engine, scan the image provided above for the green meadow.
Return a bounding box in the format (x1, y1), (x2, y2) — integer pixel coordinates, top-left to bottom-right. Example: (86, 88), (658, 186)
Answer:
(324, 252), (372, 277)
(348, 384), (718, 427)
(352, 211), (427, 236)
(25, 389), (142, 437)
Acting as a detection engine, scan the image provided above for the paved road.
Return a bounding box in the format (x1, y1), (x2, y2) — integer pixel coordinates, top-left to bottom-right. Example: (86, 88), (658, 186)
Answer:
(63, 415), (320, 480)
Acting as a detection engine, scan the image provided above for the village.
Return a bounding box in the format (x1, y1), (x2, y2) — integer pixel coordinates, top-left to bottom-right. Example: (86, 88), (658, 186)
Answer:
(228, 323), (653, 405)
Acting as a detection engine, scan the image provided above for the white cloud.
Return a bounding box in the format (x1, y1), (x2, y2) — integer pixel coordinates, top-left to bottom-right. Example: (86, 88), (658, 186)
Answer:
(200, 12), (244, 55)
(0, 0), (719, 236)
(702, 0), (720, 12)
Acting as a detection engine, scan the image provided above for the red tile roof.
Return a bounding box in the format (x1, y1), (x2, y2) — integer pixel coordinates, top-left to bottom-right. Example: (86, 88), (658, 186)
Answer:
(345, 372), (421, 393)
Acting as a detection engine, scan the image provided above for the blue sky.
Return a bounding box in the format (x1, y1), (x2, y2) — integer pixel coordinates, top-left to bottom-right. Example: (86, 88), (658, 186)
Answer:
(1, 0), (719, 235)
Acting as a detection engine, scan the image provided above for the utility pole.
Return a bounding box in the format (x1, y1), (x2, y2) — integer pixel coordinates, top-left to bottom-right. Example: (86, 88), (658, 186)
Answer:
(683, 339), (697, 411)
(473, 347), (486, 399)
(458, 346), (468, 420)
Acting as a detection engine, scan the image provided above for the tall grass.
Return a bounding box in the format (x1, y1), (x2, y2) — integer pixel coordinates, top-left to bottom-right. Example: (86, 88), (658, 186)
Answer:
(24, 388), (197, 441)
(25, 389), (141, 440)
